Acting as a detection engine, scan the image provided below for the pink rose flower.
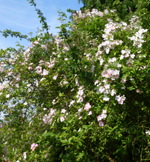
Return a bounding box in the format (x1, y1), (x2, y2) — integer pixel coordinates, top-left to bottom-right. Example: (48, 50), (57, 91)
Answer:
(31, 143), (38, 151)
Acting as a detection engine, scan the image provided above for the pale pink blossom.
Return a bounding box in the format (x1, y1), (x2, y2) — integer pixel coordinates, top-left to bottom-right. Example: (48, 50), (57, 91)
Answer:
(35, 79), (39, 87)
(103, 95), (110, 101)
(130, 54), (135, 59)
(145, 130), (150, 135)
(110, 89), (116, 96)
(104, 84), (110, 89)
(121, 50), (126, 54)
(6, 94), (10, 98)
(60, 116), (65, 122)
(43, 109), (56, 124)
(64, 47), (69, 51)
(76, 86), (85, 103)
(61, 109), (66, 113)
(104, 9), (109, 15)
(101, 113), (107, 119)
(97, 109), (107, 124)
(98, 86), (105, 93)
(99, 121), (104, 126)
(23, 152), (27, 160)
(52, 99), (56, 105)
(78, 116), (82, 119)
(7, 71), (13, 76)
(78, 128), (81, 132)
(23, 48), (30, 56)
(40, 78), (45, 82)
(0, 84), (5, 91)
(33, 41), (40, 45)
(120, 55), (124, 60)
(97, 11), (104, 17)
(43, 115), (52, 124)
(41, 44), (47, 50)
(28, 66), (33, 70)
(69, 100), (75, 107)
(48, 61), (55, 69)
(62, 80), (68, 85)
(88, 111), (92, 116)
(23, 102), (27, 106)
(84, 103), (91, 111)
(136, 89), (140, 93)
(53, 74), (58, 80)
(102, 110), (107, 114)
(121, 78), (126, 84)
(97, 115), (103, 122)
(42, 69), (49, 76)
(39, 60), (45, 64)
(117, 63), (122, 68)
(31, 143), (38, 151)
(94, 80), (99, 85)
(115, 95), (126, 105)
(78, 108), (82, 115)
(64, 58), (68, 61)
(125, 53), (129, 58)
(35, 66), (42, 74)
(108, 57), (116, 63)
(27, 84), (31, 87)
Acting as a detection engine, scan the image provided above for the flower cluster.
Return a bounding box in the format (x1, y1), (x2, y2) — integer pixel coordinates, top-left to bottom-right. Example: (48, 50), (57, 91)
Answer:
(43, 108), (56, 124)
(74, 8), (106, 20)
(115, 95), (126, 105)
(84, 102), (91, 111)
(76, 86), (85, 103)
(60, 109), (68, 122)
(92, 12), (148, 107)
(97, 110), (107, 126)
(128, 27), (148, 48)
(0, 6), (149, 161)
(101, 68), (120, 80)
(78, 102), (92, 120)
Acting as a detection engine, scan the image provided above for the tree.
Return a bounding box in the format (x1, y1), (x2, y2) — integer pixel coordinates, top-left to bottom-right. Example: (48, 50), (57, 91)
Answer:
(78, 0), (150, 30)
(78, 0), (87, 7)
(1, 0), (150, 161)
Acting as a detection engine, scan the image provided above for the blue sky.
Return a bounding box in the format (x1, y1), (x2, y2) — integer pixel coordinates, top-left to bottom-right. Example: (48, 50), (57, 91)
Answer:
(0, 0), (83, 51)
(0, 0), (84, 122)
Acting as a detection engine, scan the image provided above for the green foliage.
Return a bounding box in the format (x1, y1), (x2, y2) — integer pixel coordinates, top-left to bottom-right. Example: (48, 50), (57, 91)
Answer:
(78, 0), (150, 30)
(0, 29), (30, 41)
(1, 0), (150, 162)
(27, 0), (50, 34)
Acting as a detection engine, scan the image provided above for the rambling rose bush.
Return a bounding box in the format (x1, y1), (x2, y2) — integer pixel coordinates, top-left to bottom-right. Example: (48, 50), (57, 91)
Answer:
(1, 7), (150, 162)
